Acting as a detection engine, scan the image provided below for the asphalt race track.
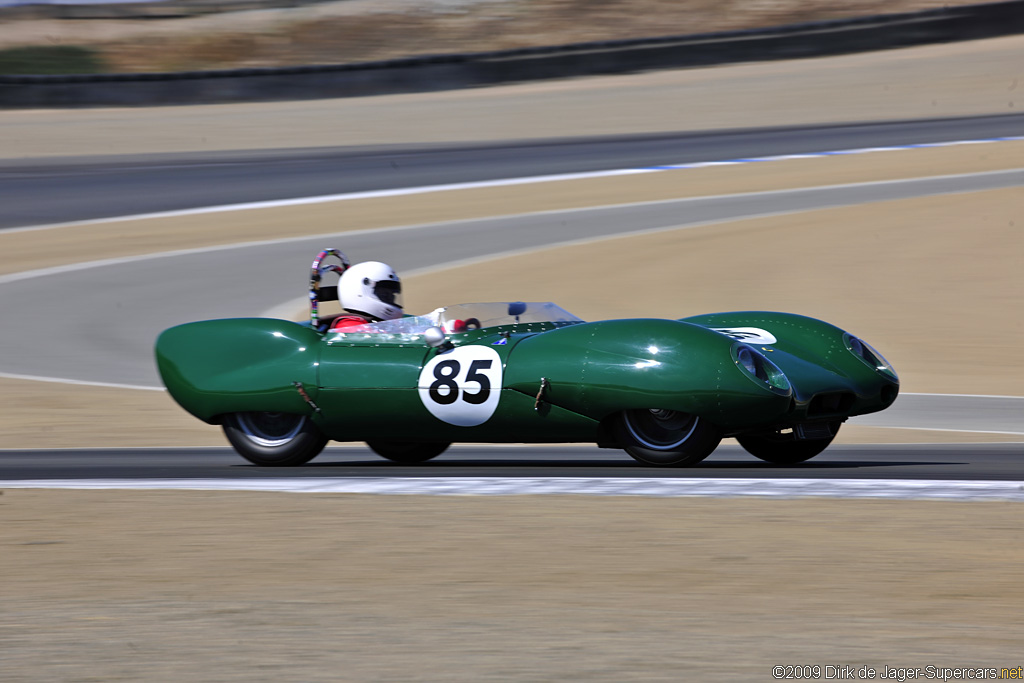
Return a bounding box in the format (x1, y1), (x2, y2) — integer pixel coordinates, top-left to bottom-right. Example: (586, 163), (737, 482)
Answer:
(1, 113), (1020, 476)
(1, 444), (1023, 481)
(3, 113), (1024, 230)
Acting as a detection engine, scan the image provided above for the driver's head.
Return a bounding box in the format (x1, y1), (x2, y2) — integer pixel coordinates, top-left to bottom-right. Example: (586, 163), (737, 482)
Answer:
(338, 261), (403, 321)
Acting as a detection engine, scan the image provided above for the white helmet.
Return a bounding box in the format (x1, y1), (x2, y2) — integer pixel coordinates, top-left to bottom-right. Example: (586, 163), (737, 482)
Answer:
(338, 261), (403, 321)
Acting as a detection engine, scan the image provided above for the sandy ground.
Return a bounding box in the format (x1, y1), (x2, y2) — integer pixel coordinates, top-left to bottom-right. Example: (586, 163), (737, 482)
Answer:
(2, 33), (1023, 158)
(3, 490), (1024, 681)
(406, 188), (1024, 397)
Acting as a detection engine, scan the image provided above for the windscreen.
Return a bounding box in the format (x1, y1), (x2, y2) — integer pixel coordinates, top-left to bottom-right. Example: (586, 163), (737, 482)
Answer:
(325, 302), (583, 342)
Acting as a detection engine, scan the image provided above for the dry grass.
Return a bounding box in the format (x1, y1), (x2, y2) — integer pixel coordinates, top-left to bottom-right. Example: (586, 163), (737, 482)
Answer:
(0, 0), (987, 72)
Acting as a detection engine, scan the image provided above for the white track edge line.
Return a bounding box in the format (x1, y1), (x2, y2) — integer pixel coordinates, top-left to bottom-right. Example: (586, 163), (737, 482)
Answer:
(901, 392), (1024, 400)
(0, 371), (163, 391)
(849, 425), (1024, 436)
(0, 364), (1017, 410)
(1, 441), (1018, 452)
(257, 168), (1024, 319)
(4, 147), (1023, 399)
(4, 167), (1022, 291)
(5, 138), (1023, 234)
(3, 477), (1024, 501)
(7, 197), (1024, 399)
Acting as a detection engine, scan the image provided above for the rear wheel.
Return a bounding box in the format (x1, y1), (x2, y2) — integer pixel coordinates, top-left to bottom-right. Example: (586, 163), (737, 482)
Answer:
(615, 409), (721, 467)
(737, 423), (841, 464)
(222, 412), (327, 467)
(367, 440), (450, 464)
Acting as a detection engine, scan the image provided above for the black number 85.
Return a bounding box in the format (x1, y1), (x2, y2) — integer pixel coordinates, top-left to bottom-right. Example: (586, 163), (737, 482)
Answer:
(428, 359), (492, 405)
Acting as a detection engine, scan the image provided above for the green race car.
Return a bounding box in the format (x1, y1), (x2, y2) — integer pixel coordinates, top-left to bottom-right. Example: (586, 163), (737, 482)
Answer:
(155, 249), (899, 467)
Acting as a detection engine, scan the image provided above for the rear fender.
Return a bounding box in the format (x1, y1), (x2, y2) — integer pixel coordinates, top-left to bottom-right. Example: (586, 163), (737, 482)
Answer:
(155, 318), (322, 423)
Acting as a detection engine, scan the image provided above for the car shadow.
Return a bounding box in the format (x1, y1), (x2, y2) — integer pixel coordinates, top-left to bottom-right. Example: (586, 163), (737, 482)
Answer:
(287, 458), (957, 471)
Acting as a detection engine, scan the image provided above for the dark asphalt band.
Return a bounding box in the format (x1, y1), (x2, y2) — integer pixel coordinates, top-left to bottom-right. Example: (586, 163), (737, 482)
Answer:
(4, 114), (1024, 230)
(1, 444), (1022, 482)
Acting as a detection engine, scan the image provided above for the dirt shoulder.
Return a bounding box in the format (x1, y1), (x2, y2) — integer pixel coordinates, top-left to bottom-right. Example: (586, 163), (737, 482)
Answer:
(405, 186), (1024, 398)
(2, 33), (1023, 159)
(2, 490), (1022, 680)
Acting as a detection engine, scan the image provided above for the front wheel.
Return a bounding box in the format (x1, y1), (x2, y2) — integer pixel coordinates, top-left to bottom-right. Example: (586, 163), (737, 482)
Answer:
(615, 409), (721, 467)
(367, 440), (450, 464)
(737, 423), (841, 464)
(222, 412), (328, 466)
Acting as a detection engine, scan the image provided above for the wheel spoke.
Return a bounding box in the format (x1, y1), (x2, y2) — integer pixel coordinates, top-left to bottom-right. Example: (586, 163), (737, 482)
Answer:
(615, 408), (721, 467)
(237, 412), (305, 447)
(624, 409), (699, 449)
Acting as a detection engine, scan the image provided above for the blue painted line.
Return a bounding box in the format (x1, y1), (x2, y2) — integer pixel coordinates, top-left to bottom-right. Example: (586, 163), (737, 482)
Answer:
(641, 136), (1024, 173)
(12, 134), (1024, 235)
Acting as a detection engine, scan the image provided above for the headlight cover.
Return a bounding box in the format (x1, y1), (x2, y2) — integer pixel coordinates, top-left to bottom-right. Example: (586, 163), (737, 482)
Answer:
(731, 343), (791, 395)
(844, 333), (898, 380)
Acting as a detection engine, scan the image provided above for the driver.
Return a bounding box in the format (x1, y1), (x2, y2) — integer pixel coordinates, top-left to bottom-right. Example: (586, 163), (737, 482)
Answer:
(330, 261), (404, 330)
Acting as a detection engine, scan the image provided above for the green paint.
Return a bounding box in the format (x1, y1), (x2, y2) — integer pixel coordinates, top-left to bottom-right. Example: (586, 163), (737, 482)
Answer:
(157, 307), (898, 444)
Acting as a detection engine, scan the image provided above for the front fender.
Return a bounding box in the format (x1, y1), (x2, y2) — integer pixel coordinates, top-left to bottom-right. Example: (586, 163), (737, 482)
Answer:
(504, 319), (793, 428)
(155, 318), (322, 423)
(682, 311), (900, 418)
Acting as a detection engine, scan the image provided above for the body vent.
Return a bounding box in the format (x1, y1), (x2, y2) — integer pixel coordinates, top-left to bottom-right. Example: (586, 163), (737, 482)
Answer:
(807, 392), (855, 417)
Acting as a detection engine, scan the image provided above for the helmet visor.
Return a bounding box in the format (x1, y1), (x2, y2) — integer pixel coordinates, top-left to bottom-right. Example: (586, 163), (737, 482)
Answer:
(374, 280), (403, 310)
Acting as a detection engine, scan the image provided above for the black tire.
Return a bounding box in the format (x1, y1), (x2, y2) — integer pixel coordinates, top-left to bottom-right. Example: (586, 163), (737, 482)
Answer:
(222, 412), (327, 467)
(615, 409), (721, 467)
(367, 440), (450, 464)
(737, 423), (841, 464)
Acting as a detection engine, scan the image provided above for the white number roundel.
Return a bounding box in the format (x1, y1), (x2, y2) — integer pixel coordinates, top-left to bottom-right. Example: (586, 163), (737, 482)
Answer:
(712, 327), (778, 345)
(417, 346), (503, 426)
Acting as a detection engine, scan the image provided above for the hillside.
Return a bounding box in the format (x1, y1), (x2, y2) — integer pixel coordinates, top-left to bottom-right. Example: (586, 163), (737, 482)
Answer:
(0, 0), (987, 73)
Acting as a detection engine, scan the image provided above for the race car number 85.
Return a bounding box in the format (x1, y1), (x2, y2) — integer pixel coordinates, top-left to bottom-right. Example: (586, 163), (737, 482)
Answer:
(418, 346), (503, 426)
